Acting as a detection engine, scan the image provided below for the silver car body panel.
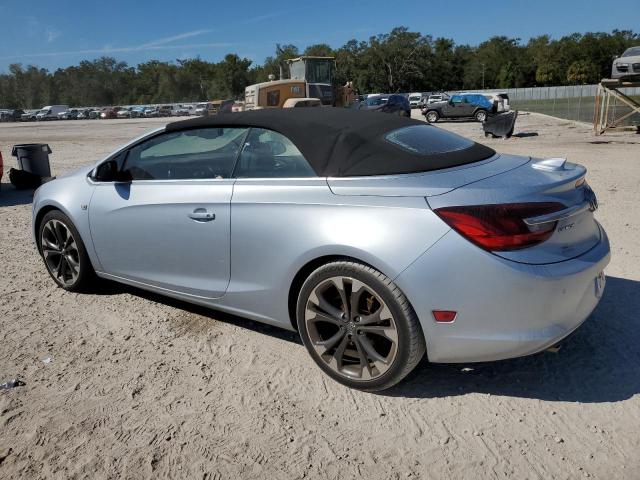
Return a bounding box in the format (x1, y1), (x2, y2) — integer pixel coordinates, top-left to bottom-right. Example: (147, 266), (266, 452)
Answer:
(32, 124), (611, 362)
(327, 153), (528, 197)
(395, 224), (610, 362)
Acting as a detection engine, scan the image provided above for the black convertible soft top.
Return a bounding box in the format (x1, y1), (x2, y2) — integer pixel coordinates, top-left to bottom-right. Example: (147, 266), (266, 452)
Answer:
(167, 108), (495, 177)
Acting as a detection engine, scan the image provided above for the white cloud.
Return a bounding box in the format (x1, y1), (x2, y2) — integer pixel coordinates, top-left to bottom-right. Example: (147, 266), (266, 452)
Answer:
(0, 29), (229, 60)
(139, 29), (213, 48)
(46, 27), (61, 43)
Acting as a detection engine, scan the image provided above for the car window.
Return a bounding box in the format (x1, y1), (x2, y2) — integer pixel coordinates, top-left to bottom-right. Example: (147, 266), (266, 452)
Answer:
(385, 124), (474, 155)
(234, 128), (316, 178)
(122, 128), (248, 180)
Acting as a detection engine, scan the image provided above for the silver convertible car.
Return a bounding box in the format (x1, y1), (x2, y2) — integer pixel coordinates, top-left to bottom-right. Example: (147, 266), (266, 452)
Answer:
(32, 108), (610, 391)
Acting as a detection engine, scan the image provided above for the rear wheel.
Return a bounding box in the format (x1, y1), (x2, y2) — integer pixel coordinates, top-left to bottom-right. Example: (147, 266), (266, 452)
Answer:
(475, 109), (488, 122)
(297, 261), (425, 391)
(38, 210), (95, 292)
(425, 111), (439, 123)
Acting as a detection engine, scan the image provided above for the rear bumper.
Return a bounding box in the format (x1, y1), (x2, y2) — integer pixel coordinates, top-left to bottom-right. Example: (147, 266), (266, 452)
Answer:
(394, 223), (611, 363)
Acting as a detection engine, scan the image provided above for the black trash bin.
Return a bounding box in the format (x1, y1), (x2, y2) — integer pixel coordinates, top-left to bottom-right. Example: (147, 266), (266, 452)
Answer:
(11, 143), (52, 177)
(482, 111), (518, 139)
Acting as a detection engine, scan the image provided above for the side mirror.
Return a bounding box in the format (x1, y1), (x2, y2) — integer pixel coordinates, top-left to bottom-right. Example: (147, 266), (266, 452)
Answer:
(93, 159), (132, 182)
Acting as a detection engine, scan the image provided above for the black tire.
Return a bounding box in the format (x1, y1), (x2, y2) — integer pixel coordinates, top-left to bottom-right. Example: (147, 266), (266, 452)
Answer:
(296, 261), (426, 391)
(425, 110), (439, 123)
(37, 210), (96, 292)
(474, 109), (488, 122)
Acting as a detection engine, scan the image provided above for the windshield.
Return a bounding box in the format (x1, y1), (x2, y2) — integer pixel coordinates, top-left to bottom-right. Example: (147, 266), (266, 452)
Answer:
(622, 46), (640, 57)
(306, 59), (332, 84)
(409, 95), (421, 100)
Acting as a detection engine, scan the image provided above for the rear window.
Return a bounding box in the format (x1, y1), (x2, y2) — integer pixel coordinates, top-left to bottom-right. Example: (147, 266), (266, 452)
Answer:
(385, 124), (474, 155)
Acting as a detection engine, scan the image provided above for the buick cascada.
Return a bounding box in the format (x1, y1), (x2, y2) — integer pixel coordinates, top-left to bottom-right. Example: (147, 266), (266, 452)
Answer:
(32, 108), (610, 390)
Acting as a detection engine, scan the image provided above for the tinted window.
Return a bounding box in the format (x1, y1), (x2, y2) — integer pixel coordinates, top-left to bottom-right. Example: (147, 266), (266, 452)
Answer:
(122, 128), (248, 180)
(234, 128), (316, 178)
(267, 90), (280, 107)
(306, 59), (332, 84)
(385, 125), (475, 155)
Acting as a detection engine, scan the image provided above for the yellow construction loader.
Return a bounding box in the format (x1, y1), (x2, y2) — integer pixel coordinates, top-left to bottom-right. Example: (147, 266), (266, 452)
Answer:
(244, 56), (353, 110)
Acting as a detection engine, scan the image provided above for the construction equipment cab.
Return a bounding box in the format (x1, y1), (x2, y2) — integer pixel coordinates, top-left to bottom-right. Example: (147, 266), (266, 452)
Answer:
(244, 56), (336, 110)
(287, 56), (334, 105)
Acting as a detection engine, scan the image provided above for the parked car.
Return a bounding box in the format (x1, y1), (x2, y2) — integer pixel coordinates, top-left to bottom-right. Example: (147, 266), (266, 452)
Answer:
(358, 94), (389, 110)
(482, 92), (511, 113)
(30, 108), (610, 391)
(194, 103), (213, 116)
(76, 109), (93, 120)
(143, 107), (159, 118)
(36, 105), (68, 121)
(0, 109), (25, 122)
(158, 105), (173, 117)
(426, 93), (449, 104)
(89, 109), (101, 120)
(214, 99), (235, 114)
(117, 107), (133, 119)
(100, 107), (119, 119)
(611, 46), (640, 80)
(130, 107), (145, 118)
(408, 92), (424, 108)
(383, 94), (410, 116)
(172, 105), (193, 116)
(58, 108), (80, 120)
(422, 93), (493, 123)
(21, 110), (39, 122)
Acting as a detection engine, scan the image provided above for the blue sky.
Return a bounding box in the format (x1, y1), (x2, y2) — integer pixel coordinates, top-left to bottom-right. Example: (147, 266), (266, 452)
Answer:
(0, 0), (638, 72)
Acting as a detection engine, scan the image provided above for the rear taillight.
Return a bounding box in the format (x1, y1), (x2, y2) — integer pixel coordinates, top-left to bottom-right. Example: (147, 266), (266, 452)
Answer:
(434, 203), (565, 251)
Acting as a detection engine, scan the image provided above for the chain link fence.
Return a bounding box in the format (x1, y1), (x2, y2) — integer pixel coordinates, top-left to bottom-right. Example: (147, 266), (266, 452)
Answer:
(477, 84), (640, 126)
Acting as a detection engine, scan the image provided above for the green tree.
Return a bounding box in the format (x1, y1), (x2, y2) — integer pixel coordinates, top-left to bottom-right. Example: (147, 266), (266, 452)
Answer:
(566, 60), (599, 84)
(304, 44), (334, 57)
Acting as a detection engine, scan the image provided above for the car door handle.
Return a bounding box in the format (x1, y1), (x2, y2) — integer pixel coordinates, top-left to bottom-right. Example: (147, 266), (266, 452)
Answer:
(188, 209), (215, 222)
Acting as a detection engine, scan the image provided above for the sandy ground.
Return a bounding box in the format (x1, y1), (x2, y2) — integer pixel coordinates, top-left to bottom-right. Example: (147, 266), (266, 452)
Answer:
(1, 112), (639, 480)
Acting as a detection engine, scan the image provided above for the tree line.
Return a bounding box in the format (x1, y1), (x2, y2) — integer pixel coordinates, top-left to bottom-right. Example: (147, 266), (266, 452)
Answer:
(0, 28), (637, 109)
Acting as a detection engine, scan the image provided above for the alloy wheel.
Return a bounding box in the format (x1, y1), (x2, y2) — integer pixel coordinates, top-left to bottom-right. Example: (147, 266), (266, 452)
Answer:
(304, 276), (398, 380)
(41, 219), (81, 286)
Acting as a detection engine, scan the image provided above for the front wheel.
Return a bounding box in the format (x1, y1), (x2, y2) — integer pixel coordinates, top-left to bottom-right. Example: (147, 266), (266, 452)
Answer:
(297, 261), (425, 391)
(475, 109), (488, 122)
(425, 110), (439, 123)
(38, 210), (96, 292)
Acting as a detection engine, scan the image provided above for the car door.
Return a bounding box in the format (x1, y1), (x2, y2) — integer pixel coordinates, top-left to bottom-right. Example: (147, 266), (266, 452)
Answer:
(442, 96), (461, 117)
(461, 96), (477, 116)
(89, 127), (248, 298)
(228, 127), (323, 317)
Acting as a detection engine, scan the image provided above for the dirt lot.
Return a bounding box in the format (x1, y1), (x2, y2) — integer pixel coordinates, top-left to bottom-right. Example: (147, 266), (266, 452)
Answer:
(1, 113), (639, 479)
